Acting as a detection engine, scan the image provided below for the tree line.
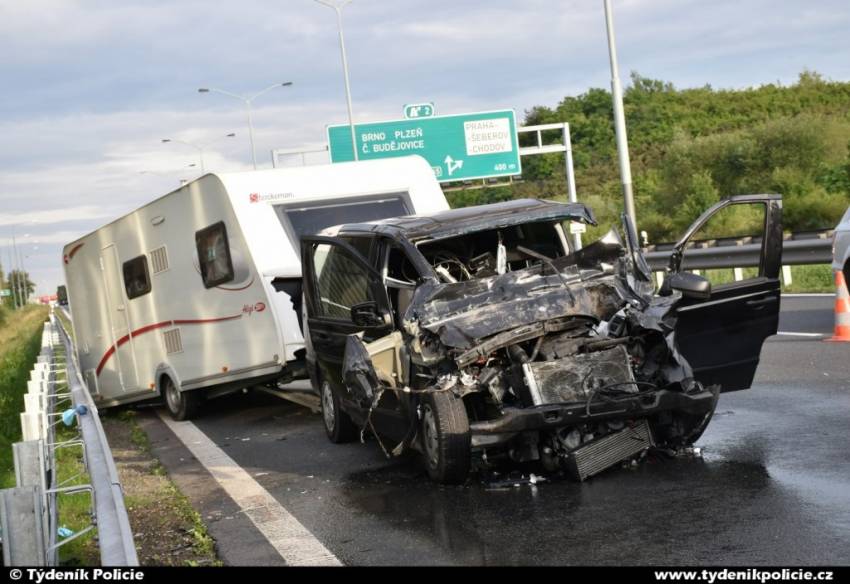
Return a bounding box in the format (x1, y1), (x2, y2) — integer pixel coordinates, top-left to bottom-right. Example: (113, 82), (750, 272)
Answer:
(447, 70), (850, 243)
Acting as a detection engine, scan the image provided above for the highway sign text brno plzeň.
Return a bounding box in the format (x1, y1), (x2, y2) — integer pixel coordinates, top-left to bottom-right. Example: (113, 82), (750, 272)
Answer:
(327, 110), (521, 182)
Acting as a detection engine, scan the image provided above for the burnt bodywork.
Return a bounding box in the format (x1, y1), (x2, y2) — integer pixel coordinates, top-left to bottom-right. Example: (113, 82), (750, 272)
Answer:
(303, 196), (783, 482)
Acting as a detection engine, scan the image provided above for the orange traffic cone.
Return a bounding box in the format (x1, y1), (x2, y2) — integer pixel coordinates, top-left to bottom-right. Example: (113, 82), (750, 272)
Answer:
(825, 269), (850, 342)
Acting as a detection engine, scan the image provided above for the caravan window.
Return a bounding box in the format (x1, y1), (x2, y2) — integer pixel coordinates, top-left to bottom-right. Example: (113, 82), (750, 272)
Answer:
(195, 221), (235, 288)
(274, 194), (410, 246)
(122, 255), (151, 300)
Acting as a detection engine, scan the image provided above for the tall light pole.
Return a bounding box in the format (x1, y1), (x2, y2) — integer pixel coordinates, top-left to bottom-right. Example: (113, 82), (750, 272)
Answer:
(3, 242), (17, 309)
(603, 0), (637, 226)
(198, 82), (293, 169)
(161, 133), (236, 173)
(7, 233), (21, 309)
(314, 0), (358, 161)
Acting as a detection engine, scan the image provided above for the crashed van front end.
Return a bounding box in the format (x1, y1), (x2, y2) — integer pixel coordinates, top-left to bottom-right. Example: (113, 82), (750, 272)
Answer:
(403, 239), (716, 480)
(342, 224), (716, 481)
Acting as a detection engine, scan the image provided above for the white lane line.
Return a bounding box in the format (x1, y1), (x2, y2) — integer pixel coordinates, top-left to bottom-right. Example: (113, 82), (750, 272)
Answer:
(158, 411), (342, 566)
(782, 293), (834, 297)
(777, 331), (824, 337)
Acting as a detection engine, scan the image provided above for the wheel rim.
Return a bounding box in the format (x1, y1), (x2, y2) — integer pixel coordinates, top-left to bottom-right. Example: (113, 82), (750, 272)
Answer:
(165, 380), (180, 413)
(321, 381), (335, 433)
(422, 404), (439, 468)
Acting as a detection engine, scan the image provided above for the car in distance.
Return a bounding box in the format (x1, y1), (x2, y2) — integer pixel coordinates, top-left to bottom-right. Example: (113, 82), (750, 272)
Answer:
(301, 195), (783, 484)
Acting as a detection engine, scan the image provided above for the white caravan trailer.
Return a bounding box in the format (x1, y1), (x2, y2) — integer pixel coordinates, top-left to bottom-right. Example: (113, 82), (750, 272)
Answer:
(62, 156), (449, 419)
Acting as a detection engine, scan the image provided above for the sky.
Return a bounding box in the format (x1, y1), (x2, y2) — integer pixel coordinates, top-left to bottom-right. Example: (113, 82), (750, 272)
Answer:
(2, 0), (850, 296)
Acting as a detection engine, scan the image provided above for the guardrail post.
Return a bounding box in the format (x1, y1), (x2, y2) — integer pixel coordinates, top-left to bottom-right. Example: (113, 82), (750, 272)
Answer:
(734, 267), (744, 282)
(0, 486), (47, 566)
(782, 265), (793, 286)
(13, 440), (51, 559)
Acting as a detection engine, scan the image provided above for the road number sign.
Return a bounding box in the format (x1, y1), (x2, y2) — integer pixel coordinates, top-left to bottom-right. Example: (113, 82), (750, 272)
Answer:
(403, 103), (435, 119)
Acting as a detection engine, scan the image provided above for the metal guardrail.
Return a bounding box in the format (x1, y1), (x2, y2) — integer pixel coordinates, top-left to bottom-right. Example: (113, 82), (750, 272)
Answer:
(643, 232), (834, 271)
(56, 309), (138, 566)
(0, 310), (138, 566)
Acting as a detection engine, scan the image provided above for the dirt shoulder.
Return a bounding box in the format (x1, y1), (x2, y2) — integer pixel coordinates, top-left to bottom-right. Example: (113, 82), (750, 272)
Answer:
(100, 411), (221, 566)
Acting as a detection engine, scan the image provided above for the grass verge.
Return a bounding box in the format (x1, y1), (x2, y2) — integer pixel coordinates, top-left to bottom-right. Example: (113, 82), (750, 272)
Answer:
(0, 305), (50, 488)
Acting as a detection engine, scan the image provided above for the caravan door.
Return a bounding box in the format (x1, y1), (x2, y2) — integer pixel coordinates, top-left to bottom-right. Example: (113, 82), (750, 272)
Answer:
(99, 244), (139, 393)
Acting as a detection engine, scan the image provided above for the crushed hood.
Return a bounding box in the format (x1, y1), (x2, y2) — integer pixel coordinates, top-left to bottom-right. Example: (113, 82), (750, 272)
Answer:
(408, 261), (631, 350)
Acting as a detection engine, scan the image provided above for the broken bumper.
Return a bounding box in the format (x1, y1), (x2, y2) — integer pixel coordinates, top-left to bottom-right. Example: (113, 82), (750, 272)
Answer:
(469, 387), (715, 448)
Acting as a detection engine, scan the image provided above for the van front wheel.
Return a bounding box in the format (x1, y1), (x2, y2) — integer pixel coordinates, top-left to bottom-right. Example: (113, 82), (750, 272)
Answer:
(163, 377), (201, 421)
(421, 392), (471, 484)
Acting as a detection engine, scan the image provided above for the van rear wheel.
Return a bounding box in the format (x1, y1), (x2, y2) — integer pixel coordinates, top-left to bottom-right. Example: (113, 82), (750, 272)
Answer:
(321, 380), (357, 443)
(163, 377), (201, 421)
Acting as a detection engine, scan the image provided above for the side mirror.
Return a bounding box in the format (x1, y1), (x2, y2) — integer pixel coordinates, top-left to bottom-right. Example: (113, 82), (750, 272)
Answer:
(351, 301), (391, 328)
(665, 272), (711, 300)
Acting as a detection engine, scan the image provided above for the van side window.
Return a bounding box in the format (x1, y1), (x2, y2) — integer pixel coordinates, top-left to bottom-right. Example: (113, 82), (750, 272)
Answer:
(312, 243), (374, 321)
(195, 221), (235, 288)
(123, 255), (151, 299)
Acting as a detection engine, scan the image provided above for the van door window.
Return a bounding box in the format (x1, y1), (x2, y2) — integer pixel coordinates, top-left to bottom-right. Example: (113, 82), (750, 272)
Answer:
(122, 255), (151, 299)
(195, 221), (235, 288)
(680, 203), (768, 288)
(312, 243), (375, 321)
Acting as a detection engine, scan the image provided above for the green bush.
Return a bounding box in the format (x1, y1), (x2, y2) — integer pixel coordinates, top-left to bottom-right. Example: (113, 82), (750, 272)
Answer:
(456, 71), (850, 243)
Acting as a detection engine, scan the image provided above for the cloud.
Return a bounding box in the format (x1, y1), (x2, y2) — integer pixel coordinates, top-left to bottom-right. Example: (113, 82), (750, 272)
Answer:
(0, 206), (113, 229)
(2, 0), (850, 295)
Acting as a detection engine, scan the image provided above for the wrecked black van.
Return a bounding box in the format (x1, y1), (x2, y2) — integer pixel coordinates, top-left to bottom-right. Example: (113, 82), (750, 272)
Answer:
(301, 195), (782, 484)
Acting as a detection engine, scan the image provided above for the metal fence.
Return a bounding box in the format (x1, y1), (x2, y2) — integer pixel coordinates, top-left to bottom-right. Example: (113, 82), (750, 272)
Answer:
(0, 311), (138, 566)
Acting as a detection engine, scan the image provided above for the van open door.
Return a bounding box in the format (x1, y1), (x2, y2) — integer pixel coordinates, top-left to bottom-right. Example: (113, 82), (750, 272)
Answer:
(668, 194), (783, 392)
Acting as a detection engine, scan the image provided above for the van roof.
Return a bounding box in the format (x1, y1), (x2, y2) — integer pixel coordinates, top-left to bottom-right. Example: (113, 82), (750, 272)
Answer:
(334, 198), (596, 242)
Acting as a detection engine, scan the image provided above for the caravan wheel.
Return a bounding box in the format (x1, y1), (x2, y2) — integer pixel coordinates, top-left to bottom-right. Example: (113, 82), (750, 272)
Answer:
(163, 376), (201, 421)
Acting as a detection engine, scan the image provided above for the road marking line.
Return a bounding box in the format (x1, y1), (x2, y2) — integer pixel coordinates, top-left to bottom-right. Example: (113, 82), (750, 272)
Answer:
(781, 293), (833, 297)
(158, 411), (342, 566)
(777, 331), (824, 337)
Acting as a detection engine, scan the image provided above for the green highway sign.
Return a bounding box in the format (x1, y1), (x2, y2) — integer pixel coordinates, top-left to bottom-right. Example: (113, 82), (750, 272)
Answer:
(0, 289), (11, 297)
(403, 102), (435, 119)
(327, 109), (521, 183)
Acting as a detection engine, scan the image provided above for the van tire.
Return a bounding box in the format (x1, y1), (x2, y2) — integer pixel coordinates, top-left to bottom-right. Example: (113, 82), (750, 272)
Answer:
(163, 376), (201, 421)
(420, 392), (471, 484)
(321, 379), (357, 443)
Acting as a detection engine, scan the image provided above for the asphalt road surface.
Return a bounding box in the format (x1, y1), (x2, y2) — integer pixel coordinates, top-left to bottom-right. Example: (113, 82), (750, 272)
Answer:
(140, 295), (850, 566)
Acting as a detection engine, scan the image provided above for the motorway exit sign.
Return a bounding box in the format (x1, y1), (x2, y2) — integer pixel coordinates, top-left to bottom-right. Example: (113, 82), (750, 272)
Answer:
(327, 109), (521, 183)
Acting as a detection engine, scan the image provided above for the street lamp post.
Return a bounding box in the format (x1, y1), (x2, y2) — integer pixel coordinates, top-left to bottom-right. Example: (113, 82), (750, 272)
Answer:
(198, 83), (293, 169)
(603, 0), (637, 227)
(7, 233), (20, 309)
(161, 133), (236, 173)
(314, 0), (358, 161)
(4, 244), (16, 309)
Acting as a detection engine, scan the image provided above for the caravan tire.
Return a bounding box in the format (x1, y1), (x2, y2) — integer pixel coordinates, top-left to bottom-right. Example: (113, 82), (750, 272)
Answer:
(321, 380), (357, 443)
(163, 376), (201, 421)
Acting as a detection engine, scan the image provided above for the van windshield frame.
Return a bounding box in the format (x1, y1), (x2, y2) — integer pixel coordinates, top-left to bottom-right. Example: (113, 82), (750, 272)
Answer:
(273, 192), (413, 248)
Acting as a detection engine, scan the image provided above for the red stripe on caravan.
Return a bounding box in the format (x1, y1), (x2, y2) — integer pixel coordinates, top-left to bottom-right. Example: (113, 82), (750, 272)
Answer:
(95, 314), (243, 376)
